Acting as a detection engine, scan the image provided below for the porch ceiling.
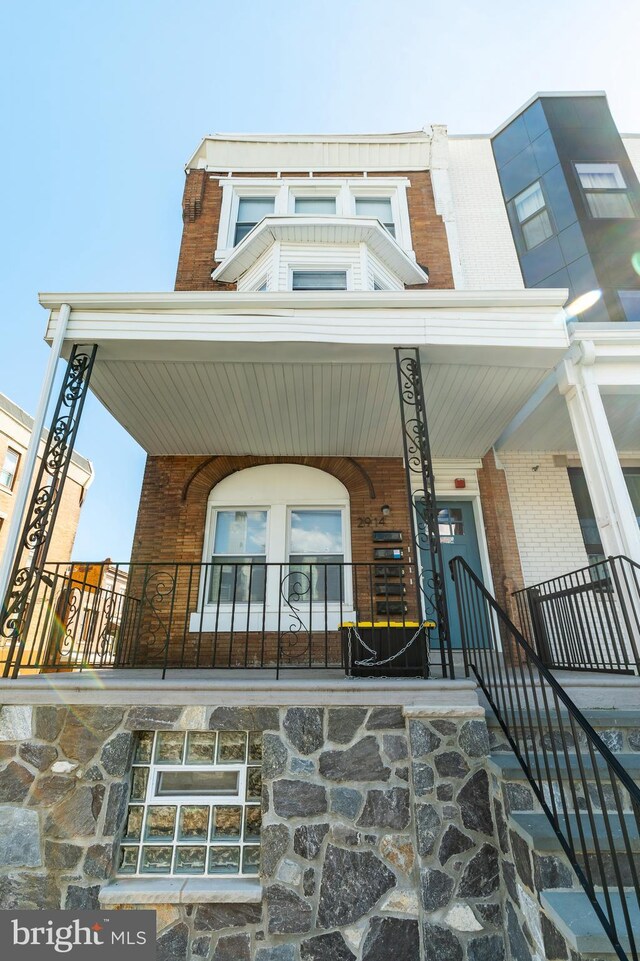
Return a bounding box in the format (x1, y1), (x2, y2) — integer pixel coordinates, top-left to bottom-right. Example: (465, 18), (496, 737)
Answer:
(87, 356), (552, 457)
(497, 387), (640, 452)
(40, 290), (570, 459)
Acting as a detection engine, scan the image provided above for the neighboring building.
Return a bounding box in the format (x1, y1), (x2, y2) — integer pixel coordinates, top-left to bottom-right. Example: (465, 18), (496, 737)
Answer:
(490, 92), (640, 324)
(0, 391), (93, 563)
(0, 94), (639, 961)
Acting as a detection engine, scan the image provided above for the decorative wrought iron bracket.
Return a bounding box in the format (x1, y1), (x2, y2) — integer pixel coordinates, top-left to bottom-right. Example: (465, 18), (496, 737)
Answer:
(395, 346), (454, 677)
(1, 344), (97, 677)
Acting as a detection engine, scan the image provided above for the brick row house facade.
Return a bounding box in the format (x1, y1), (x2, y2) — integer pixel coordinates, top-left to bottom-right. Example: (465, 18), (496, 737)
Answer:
(1, 92), (640, 961)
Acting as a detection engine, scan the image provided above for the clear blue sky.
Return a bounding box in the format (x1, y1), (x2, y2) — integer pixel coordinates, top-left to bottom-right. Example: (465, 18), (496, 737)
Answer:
(1, 0), (639, 561)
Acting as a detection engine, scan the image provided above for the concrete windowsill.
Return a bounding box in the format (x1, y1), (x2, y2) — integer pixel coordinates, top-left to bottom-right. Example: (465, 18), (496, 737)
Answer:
(99, 877), (262, 905)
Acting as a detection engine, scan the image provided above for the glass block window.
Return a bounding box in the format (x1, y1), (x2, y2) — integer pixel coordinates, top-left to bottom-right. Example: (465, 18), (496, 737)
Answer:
(118, 730), (262, 877)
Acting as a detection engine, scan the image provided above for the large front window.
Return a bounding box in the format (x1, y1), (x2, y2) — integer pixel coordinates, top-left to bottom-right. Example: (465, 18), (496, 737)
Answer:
(289, 509), (344, 602)
(203, 464), (351, 616)
(209, 510), (267, 604)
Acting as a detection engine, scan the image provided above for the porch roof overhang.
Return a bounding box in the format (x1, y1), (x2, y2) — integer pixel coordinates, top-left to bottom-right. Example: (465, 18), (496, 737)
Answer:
(40, 289), (570, 459)
(495, 323), (640, 452)
(211, 216), (429, 285)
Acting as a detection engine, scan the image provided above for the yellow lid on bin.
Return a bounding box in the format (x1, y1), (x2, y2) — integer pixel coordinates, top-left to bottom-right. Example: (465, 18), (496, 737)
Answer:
(341, 620), (436, 629)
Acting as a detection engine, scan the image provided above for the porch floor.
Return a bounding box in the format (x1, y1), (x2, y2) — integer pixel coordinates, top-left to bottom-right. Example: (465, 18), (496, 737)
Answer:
(0, 661), (637, 709)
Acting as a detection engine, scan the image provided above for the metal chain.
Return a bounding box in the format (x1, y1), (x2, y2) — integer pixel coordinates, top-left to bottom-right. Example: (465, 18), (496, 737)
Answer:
(347, 622), (428, 667)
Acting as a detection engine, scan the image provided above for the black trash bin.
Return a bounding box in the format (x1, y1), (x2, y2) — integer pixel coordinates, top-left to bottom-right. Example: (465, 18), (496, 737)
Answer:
(341, 620), (434, 678)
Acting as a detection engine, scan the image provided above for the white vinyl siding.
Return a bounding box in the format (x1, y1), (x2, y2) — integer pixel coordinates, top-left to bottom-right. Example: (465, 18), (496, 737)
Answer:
(278, 243), (362, 291)
(236, 246), (276, 292)
(367, 250), (404, 291)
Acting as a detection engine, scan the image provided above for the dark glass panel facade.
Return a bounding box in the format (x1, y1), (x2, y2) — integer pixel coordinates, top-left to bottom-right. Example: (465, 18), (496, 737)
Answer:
(492, 95), (640, 322)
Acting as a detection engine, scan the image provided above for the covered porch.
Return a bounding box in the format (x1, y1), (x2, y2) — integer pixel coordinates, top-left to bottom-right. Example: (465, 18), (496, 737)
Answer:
(0, 288), (577, 678)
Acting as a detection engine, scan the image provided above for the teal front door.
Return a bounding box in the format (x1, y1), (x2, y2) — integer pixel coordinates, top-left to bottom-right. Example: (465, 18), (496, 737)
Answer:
(417, 500), (484, 649)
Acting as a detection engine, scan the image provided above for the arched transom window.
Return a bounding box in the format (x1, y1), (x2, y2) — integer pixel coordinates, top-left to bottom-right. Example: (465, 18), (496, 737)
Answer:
(203, 464), (351, 610)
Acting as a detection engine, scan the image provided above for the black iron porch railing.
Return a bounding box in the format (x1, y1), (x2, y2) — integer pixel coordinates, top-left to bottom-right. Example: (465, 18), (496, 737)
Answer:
(0, 560), (447, 679)
(450, 555), (640, 961)
(512, 555), (640, 675)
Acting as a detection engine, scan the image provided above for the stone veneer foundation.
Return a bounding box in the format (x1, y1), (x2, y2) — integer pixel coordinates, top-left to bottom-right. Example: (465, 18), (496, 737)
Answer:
(0, 696), (586, 961)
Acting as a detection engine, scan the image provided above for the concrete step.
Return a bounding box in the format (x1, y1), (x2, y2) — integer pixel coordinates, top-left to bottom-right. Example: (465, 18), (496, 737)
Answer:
(487, 709), (640, 755)
(541, 888), (640, 959)
(510, 810), (640, 854)
(510, 810), (640, 886)
(489, 751), (640, 780)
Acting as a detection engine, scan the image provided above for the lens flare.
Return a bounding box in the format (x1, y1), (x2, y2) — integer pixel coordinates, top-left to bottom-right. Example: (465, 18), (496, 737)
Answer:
(564, 289), (602, 319)
(632, 252), (640, 276)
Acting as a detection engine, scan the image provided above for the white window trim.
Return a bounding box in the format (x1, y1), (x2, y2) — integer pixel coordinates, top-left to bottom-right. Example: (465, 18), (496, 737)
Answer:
(0, 446), (20, 492)
(289, 265), (352, 292)
(215, 177), (413, 260)
(191, 467), (354, 632)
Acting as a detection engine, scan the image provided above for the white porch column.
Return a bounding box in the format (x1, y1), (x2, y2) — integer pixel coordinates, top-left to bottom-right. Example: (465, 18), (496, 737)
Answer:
(557, 342), (640, 563)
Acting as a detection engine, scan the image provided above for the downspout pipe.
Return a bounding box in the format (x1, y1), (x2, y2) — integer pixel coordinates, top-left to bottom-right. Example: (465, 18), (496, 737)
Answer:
(0, 303), (71, 610)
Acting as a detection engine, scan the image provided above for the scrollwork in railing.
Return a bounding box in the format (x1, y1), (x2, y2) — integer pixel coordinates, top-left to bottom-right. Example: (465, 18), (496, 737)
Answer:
(395, 346), (452, 677)
(1, 345), (97, 677)
(278, 570), (312, 663)
(97, 590), (118, 663)
(138, 570), (176, 663)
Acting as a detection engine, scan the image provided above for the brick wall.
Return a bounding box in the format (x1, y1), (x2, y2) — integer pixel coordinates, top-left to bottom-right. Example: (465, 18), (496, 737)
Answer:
(131, 455), (413, 567)
(129, 455), (421, 665)
(476, 449), (524, 626)
(174, 171), (454, 292)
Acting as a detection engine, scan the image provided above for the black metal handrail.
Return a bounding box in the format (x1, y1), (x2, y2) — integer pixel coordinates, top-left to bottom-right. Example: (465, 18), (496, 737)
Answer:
(0, 560), (448, 679)
(450, 555), (640, 961)
(513, 555), (640, 675)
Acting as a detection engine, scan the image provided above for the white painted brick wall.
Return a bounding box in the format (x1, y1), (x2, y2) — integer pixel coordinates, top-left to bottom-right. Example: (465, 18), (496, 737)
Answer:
(447, 137), (524, 291)
(499, 452), (588, 585)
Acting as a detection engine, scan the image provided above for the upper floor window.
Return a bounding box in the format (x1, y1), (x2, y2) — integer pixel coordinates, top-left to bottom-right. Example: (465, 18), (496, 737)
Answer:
(0, 447), (19, 490)
(234, 197), (275, 244)
(354, 197), (395, 236)
(292, 270), (347, 291)
(513, 181), (553, 250)
(576, 164), (635, 219)
(294, 197), (336, 215)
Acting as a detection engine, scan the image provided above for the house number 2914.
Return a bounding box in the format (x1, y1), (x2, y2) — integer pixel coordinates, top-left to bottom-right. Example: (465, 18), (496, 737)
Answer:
(357, 515), (387, 527)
